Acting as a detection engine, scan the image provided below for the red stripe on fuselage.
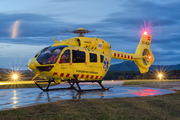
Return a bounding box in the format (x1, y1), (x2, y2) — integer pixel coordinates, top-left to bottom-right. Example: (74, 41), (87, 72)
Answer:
(81, 75), (84, 78)
(85, 75), (89, 78)
(60, 73), (64, 77)
(66, 73), (70, 77)
(76, 74), (79, 78)
(53, 72), (58, 76)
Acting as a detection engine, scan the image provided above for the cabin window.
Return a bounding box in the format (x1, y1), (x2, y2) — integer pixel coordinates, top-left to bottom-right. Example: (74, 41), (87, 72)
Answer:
(59, 50), (71, 63)
(72, 50), (85, 63)
(100, 55), (104, 63)
(90, 53), (97, 62)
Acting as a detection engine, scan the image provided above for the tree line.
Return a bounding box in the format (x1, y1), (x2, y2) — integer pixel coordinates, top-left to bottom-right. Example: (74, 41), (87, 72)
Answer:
(103, 70), (180, 80)
(0, 68), (180, 81)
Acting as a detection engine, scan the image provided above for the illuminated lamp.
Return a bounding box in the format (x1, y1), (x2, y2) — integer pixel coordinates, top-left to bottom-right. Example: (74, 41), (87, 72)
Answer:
(12, 74), (18, 81)
(143, 31), (148, 35)
(148, 56), (151, 59)
(158, 74), (162, 80)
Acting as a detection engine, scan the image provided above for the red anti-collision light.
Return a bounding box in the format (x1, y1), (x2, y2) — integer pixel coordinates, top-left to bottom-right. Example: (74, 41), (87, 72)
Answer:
(148, 56), (151, 59)
(143, 31), (148, 35)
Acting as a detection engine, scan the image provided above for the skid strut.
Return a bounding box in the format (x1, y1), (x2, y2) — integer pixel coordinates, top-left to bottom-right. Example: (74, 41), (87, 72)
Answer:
(35, 79), (73, 91)
(34, 74), (110, 92)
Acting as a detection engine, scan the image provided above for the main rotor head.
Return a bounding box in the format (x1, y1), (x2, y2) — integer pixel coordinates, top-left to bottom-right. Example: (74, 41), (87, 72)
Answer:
(67, 28), (94, 37)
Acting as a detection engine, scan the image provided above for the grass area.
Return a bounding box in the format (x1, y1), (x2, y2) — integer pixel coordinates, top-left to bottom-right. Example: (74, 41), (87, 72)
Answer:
(0, 79), (180, 119)
(0, 81), (56, 89)
(0, 91), (180, 120)
(122, 79), (180, 85)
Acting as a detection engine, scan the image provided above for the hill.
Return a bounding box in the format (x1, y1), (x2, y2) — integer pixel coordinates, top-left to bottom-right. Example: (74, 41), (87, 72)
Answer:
(109, 61), (180, 71)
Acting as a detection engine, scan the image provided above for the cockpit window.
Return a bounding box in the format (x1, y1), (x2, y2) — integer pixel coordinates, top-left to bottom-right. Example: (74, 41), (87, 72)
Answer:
(37, 46), (67, 65)
(34, 46), (51, 57)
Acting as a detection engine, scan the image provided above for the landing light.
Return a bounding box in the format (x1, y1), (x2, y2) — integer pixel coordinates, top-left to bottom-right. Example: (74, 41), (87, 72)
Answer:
(12, 74), (18, 81)
(143, 31), (148, 35)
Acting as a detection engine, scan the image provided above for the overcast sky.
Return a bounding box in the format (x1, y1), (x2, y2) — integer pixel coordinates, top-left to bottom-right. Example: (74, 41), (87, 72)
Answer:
(0, 0), (180, 70)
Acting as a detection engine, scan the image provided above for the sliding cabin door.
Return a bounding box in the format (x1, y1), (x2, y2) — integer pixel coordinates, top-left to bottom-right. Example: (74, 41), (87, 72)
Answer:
(71, 49), (88, 80)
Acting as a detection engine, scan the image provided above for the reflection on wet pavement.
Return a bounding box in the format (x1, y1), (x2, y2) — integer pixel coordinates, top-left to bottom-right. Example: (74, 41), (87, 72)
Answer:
(0, 81), (176, 111)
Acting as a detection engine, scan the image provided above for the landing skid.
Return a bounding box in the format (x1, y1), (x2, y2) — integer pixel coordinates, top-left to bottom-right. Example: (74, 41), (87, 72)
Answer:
(34, 74), (110, 92)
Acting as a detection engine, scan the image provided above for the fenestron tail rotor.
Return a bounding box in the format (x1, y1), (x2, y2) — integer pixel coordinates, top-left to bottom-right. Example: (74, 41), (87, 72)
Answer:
(142, 49), (150, 65)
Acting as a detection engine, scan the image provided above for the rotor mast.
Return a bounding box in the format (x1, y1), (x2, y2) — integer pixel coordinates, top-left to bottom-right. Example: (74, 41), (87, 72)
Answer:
(68, 28), (90, 37)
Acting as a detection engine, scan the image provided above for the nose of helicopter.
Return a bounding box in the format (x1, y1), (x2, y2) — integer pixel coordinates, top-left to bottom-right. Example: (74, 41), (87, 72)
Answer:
(28, 63), (35, 70)
(27, 59), (37, 71)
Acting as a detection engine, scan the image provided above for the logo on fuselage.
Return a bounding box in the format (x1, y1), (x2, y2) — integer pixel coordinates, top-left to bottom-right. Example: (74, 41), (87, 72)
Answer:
(97, 43), (103, 49)
(103, 58), (109, 71)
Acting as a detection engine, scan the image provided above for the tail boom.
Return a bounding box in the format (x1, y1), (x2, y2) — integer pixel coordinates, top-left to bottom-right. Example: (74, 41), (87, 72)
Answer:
(111, 51), (137, 61)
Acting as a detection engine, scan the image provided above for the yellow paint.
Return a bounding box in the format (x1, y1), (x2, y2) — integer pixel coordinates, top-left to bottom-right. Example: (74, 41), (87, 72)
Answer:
(28, 28), (154, 83)
(11, 21), (20, 39)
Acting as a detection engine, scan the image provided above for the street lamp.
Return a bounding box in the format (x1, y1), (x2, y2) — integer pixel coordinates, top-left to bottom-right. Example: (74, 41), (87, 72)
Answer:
(158, 73), (162, 80)
(12, 74), (18, 81)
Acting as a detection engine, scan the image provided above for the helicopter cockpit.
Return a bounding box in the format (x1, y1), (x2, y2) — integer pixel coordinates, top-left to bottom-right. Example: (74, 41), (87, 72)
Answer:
(36, 45), (68, 65)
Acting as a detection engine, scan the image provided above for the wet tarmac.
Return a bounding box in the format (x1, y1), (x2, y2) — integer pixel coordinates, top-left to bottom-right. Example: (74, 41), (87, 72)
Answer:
(0, 81), (176, 111)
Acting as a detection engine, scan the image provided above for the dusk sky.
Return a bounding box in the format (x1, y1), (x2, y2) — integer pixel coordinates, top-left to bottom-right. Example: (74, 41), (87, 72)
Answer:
(0, 0), (180, 70)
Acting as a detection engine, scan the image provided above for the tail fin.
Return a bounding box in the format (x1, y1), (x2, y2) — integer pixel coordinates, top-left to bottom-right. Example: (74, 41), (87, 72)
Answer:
(111, 31), (154, 73)
(134, 32), (154, 73)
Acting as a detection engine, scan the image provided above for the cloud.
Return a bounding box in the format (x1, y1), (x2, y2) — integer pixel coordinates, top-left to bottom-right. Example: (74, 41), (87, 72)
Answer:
(0, 0), (180, 67)
(102, 1), (180, 27)
(0, 13), (75, 45)
(0, 13), (57, 38)
(49, 0), (83, 2)
(99, 0), (180, 65)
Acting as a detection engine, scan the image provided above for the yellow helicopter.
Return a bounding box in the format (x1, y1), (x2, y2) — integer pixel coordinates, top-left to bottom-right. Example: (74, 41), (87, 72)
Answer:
(28, 28), (154, 92)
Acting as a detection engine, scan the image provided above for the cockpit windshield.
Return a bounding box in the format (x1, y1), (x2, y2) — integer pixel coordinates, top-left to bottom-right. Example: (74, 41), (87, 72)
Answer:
(37, 46), (67, 65)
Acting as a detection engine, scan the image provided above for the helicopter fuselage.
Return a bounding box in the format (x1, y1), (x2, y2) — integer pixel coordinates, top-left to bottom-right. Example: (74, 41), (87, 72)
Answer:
(28, 37), (112, 82)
